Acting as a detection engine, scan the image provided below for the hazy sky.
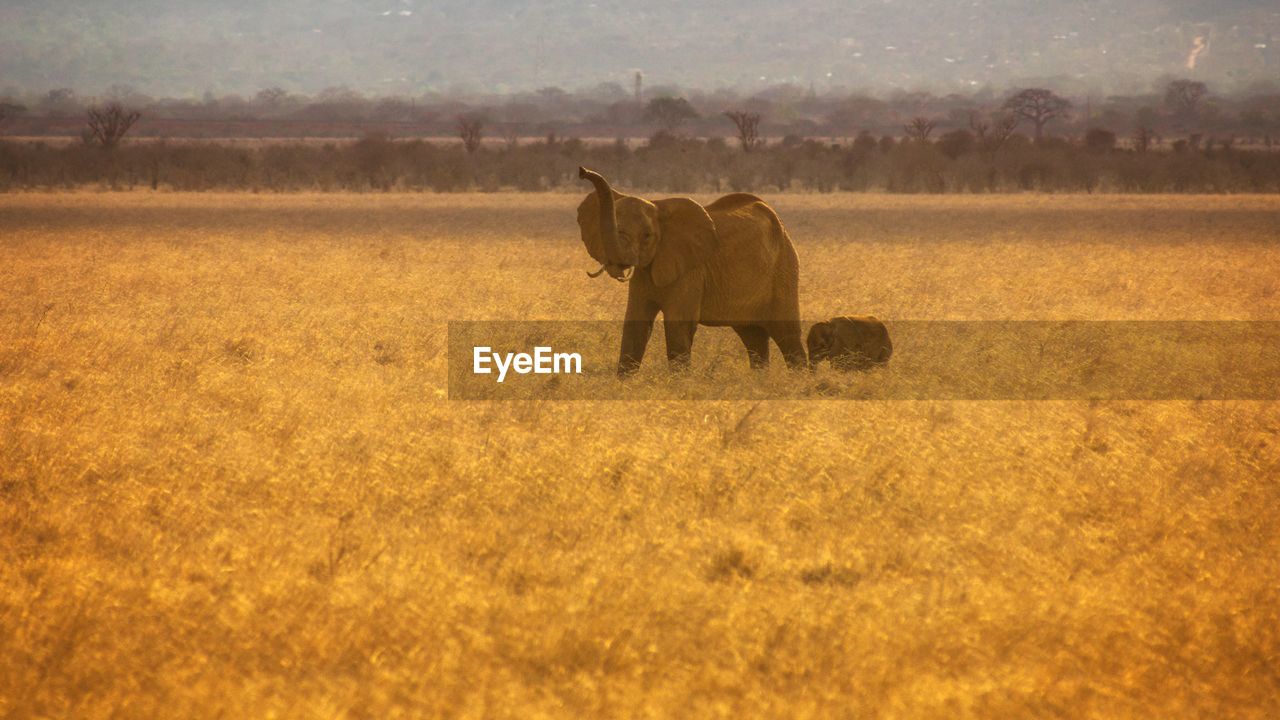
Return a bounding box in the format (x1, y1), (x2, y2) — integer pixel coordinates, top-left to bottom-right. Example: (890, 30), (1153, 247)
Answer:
(2, 0), (1277, 97)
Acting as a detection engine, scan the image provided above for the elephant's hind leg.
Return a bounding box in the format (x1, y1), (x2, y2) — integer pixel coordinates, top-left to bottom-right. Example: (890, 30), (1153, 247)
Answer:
(766, 320), (807, 370)
(732, 325), (771, 369)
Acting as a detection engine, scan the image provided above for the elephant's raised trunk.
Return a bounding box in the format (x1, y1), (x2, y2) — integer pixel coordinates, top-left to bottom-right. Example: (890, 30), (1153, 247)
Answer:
(578, 167), (632, 279)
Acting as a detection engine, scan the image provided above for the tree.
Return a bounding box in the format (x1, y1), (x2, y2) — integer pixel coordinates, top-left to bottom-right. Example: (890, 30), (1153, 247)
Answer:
(104, 84), (149, 106)
(254, 87), (289, 108)
(584, 82), (628, 103)
(903, 116), (936, 142)
(372, 97), (415, 122)
(1133, 125), (1153, 154)
(969, 110), (1018, 155)
(644, 97), (699, 133)
(1165, 79), (1208, 124)
(599, 100), (642, 126)
(0, 102), (26, 130)
(85, 103), (141, 148)
(937, 129), (974, 158)
(1135, 106), (1161, 131)
(39, 88), (78, 117)
(457, 114), (484, 154)
(826, 95), (890, 130)
(536, 86), (569, 106)
(1003, 88), (1071, 141)
(723, 110), (762, 152)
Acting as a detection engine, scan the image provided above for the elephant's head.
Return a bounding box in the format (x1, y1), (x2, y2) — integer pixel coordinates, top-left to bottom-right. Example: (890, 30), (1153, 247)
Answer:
(806, 321), (839, 365)
(576, 167), (717, 286)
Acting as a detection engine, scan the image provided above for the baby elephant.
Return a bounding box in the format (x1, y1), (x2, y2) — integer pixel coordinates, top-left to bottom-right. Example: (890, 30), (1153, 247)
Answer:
(807, 316), (893, 370)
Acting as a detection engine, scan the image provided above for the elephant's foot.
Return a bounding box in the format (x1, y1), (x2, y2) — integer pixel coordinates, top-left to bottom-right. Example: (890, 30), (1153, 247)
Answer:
(617, 357), (642, 378)
(782, 350), (809, 371)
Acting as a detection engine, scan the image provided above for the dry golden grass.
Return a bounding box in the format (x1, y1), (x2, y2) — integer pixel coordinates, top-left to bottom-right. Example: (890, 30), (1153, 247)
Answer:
(2, 192), (1279, 718)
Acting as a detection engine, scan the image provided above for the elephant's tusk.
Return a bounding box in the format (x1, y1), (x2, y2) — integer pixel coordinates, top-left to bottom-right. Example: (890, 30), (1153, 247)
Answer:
(616, 267), (634, 282)
(586, 263), (608, 278)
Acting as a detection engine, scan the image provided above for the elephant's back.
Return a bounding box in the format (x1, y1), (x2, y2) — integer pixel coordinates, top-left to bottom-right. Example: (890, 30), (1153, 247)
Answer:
(701, 195), (799, 323)
(835, 316), (893, 363)
(704, 193), (769, 213)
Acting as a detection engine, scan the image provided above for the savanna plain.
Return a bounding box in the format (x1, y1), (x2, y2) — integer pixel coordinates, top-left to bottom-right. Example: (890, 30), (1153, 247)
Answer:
(2, 191), (1279, 718)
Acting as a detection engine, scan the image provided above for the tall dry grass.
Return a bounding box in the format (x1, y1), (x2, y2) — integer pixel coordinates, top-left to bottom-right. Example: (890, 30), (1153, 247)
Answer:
(1, 192), (1278, 718)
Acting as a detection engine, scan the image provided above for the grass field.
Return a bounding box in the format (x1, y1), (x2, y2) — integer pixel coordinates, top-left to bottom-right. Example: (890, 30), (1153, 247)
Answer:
(2, 192), (1279, 718)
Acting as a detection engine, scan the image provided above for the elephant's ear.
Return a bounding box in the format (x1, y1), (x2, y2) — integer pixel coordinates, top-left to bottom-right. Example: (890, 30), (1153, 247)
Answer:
(576, 189), (620, 264)
(652, 198), (717, 288)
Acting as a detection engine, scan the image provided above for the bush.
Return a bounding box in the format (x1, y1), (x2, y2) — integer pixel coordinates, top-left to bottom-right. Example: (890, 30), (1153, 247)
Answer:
(937, 129), (975, 159)
(1084, 128), (1117, 154)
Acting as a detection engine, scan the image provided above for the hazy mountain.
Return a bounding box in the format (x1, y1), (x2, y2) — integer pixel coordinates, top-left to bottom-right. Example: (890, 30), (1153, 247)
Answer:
(2, 0), (1277, 97)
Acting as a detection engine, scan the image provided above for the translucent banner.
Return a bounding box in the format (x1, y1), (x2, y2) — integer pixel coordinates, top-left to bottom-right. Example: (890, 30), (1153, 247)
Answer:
(447, 321), (1280, 400)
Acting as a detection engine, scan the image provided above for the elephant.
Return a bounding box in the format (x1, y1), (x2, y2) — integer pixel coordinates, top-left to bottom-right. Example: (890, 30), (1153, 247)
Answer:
(807, 316), (893, 371)
(576, 167), (805, 375)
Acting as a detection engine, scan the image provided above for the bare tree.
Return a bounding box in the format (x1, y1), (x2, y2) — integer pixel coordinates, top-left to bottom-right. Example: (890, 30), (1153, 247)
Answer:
(1002, 88), (1070, 141)
(502, 124), (521, 150)
(723, 110), (762, 152)
(968, 111), (992, 142)
(969, 110), (1018, 156)
(1133, 125), (1153, 154)
(903, 116), (936, 142)
(991, 113), (1018, 149)
(85, 103), (141, 148)
(457, 114), (484, 154)
(1165, 79), (1208, 125)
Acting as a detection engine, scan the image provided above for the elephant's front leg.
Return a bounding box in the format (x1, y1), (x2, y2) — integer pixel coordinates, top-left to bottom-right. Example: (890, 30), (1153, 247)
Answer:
(663, 319), (698, 370)
(659, 276), (703, 371)
(618, 297), (659, 377)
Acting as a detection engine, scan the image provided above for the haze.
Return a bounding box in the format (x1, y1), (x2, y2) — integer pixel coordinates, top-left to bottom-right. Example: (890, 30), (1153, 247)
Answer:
(2, 0), (1278, 98)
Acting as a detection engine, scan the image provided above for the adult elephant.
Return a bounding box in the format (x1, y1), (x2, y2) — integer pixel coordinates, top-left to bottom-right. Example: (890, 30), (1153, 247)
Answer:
(576, 167), (805, 375)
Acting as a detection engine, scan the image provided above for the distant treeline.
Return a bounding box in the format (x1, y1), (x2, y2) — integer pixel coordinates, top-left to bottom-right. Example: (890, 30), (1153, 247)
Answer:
(3, 131), (1279, 193)
(2, 79), (1279, 142)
